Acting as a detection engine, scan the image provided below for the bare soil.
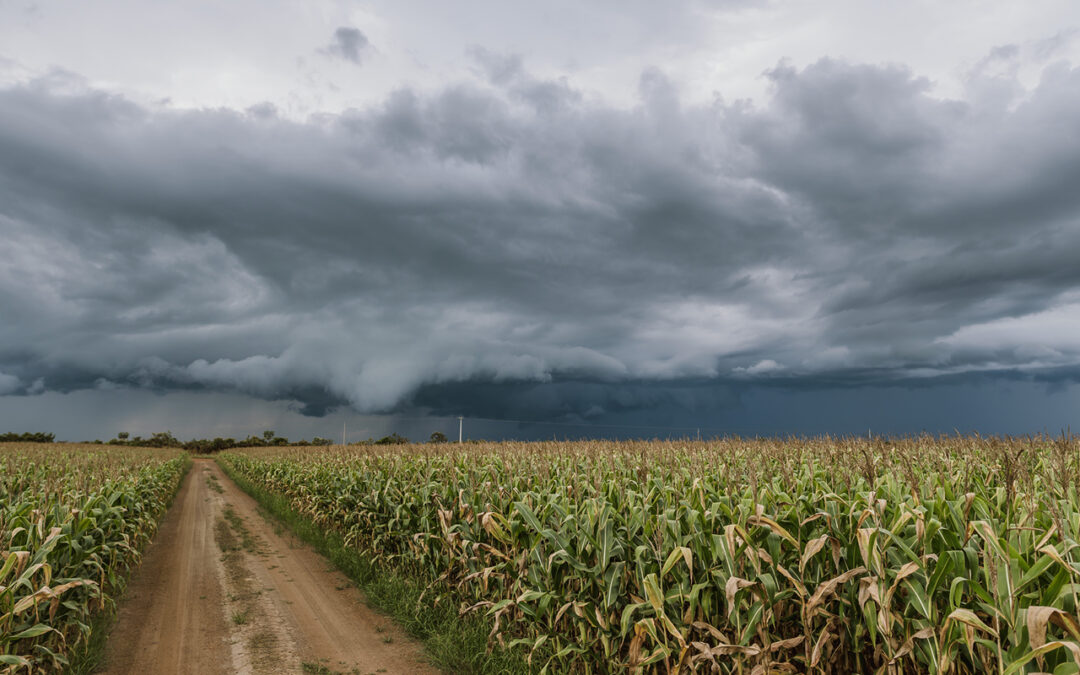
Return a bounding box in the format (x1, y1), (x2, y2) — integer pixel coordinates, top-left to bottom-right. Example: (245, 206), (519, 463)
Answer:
(98, 458), (438, 675)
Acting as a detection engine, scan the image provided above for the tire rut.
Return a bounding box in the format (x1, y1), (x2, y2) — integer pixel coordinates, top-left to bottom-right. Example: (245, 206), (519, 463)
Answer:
(99, 458), (438, 675)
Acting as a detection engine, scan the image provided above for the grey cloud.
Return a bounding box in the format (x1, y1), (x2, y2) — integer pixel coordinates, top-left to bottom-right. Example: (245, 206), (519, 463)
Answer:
(468, 47), (582, 114)
(323, 27), (369, 64)
(3, 373), (1076, 442)
(0, 371), (19, 395)
(1, 54), (1079, 423)
(988, 44), (1021, 61)
(468, 47), (524, 86)
(1032, 29), (1079, 61)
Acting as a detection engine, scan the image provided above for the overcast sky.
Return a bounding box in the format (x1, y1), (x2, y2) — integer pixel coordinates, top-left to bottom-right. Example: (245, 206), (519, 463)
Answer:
(2, 1), (1079, 441)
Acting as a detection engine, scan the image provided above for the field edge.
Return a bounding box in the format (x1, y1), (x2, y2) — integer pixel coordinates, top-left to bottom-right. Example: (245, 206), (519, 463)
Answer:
(66, 454), (194, 675)
(215, 456), (538, 675)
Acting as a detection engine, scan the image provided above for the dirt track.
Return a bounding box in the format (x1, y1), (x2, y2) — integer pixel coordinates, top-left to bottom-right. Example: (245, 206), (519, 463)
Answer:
(99, 458), (438, 675)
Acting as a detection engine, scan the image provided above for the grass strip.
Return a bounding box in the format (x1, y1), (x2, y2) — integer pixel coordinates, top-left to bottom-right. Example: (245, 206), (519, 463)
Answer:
(216, 458), (534, 675)
(66, 456), (193, 675)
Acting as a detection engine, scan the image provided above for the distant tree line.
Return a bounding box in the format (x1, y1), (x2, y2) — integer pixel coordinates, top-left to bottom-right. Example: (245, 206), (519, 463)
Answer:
(2, 428), (453, 450)
(0, 431), (56, 443)
(100, 429), (336, 452)
(362, 432), (450, 445)
(119, 430), (452, 449)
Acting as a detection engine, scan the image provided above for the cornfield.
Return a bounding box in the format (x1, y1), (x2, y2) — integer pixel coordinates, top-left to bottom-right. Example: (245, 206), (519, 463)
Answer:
(1, 443), (188, 673)
(221, 436), (1080, 674)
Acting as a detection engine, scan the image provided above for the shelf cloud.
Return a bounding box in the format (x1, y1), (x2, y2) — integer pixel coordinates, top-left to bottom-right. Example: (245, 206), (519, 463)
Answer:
(1, 1), (1078, 437)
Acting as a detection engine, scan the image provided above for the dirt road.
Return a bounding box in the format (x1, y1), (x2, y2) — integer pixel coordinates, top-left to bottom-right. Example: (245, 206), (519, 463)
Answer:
(99, 458), (438, 675)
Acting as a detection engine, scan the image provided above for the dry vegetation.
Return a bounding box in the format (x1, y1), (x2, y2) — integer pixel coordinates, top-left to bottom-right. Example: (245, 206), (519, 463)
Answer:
(221, 435), (1080, 674)
(0, 444), (188, 672)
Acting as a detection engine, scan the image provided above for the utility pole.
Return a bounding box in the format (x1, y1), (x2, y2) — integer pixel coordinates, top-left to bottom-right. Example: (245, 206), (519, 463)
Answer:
(458, 416), (464, 443)
(342, 421), (346, 446)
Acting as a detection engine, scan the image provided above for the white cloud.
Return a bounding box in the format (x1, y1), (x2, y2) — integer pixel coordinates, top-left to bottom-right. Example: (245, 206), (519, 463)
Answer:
(736, 359), (784, 375)
(2, 1), (1078, 117)
(938, 302), (1080, 368)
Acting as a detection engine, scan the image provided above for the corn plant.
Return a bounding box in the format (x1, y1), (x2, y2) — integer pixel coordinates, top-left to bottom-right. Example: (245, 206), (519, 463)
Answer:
(1, 444), (188, 673)
(221, 434), (1080, 673)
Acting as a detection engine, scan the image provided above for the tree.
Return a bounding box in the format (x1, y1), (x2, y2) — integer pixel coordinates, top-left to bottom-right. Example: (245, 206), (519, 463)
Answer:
(0, 431), (55, 443)
(148, 431), (181, 448)
(262, 430), (275, 442)
(429, 431), (448, 444)
(118, 432), (129, 441)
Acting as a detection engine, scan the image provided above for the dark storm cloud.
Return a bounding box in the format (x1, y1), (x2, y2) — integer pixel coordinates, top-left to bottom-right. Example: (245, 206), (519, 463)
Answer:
(323, 27), (369, 64)
(1, 53), (1079, 423)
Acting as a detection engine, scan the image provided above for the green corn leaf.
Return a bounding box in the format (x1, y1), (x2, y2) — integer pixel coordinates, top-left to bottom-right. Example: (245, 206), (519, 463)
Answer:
(9, 623), (56, 640)
(643, 573), (665, 615)
(1003, 640), (1080, 675)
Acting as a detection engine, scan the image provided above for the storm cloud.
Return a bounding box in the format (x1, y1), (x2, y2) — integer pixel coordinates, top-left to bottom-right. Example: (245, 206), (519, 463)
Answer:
(323, 27), (370, 64)
(1, 11), (1080, 436)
